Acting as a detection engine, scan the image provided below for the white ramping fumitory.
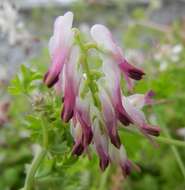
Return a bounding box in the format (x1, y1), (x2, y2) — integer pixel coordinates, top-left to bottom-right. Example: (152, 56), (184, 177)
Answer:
(100, 87), (121, 148)
(101, 55), (132, 126)
(71, 98), (93, 155)
(44, 12), (74, 87)
(93, 119), (110, 171)
(44, 12), (160, 177)
(90, 24), (145, 90)
(109, 144), (132, 177)
(122, 91), (160, 137)
(70, 120), (84, 156)
(61, 46), (81, 122)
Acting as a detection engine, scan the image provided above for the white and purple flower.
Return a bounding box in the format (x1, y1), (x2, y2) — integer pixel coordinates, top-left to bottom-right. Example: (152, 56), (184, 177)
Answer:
(44, 12), (74, 87)
(100, 88), (121, 148)
(61, 46), (81, 122)
(71, 98), (93, 155)
(101, 55), (132, 126)
(122, 91), (160, 137)
(91, 24), (145, 90)
(93, 119), (110, 171)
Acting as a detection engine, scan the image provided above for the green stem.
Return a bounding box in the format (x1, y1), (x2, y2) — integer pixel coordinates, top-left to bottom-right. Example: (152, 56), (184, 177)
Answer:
(42, 117), (48, 149)
(74, 30), (101, 108)
(23, 147), (47, 190)
(121, 127), (185, 148)
(23, 117), (48, 190)
(153, 109), (185, 179)
(171, 145), (185, 178)
(159, 127), (185, 179)
(155, 136), (185, 148)
(83, 55), (100, 108)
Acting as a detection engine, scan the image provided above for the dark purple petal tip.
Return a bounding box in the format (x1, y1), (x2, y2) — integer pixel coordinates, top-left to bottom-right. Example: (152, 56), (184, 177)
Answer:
(108, 128), (121, 148)
(72, 141), (84, 156)
(120, 160), (132, 177)
(43, 71), (59, 88)
(120, 59), (145, 81)
(142, 125), (160, 136)
(61, 106), (74, 123)
(147, 90), (155, 98)
(128, 68), (145, 80)
(84, 127), (93, 146)
(100, 155), (109, 171)
(145, 90), (155, 105)
(117, 110), (132, 126)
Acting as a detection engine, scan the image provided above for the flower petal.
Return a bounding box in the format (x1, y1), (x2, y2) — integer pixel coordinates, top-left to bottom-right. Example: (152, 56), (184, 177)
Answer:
(102, 56), (132, 126)
(122, 95), (160, 137)
(93, 119), (109, 171)
(142, 124), (160, 136)
(75, 98), (93, 148)
(44, 12), (74, 87)
(100, 89), (121, 148)
(90, 24), (116, 53)
(127, 90), (155, 109)
(72, 139), (84, 156)
(70, 121), (84, 156)
(61, 46), (81, 122)
(91, 24), (145, 90)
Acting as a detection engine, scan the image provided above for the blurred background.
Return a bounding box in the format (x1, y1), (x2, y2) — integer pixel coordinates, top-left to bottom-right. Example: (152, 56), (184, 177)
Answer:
(0, 0), (185, 189)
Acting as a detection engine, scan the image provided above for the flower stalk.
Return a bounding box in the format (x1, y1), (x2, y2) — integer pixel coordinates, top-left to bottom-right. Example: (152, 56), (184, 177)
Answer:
(23, 147), (47, 190)
(153, 109), (185, 179)
(121, 126), (185, 148)
(23, 116), (48, 190)
(155, 136), (185, 148)
(74, 29), (101, 108)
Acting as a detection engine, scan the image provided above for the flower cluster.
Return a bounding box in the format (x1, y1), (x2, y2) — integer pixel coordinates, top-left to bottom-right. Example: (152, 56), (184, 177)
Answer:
(44, 12), (160, 177)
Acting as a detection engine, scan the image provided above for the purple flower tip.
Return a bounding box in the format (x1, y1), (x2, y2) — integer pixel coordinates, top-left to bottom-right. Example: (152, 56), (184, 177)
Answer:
(142, 125), (160, 136)
(145, 90), (155, 105)
(84, 127), (93, 146)
(116, 107), (132, 126)
(117, 112), (131, 126)
(128, 67), (145, 80)
(109, 128), (121, 148)
(43, 71), (59, 88)
(72, 141), (84, 156)
(147, 90), (155, 98)
(119, 59), (145, 81)
(100, 156), (109, 171)
(61, 106), (74, 123)
(121, 160), (132, 177)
